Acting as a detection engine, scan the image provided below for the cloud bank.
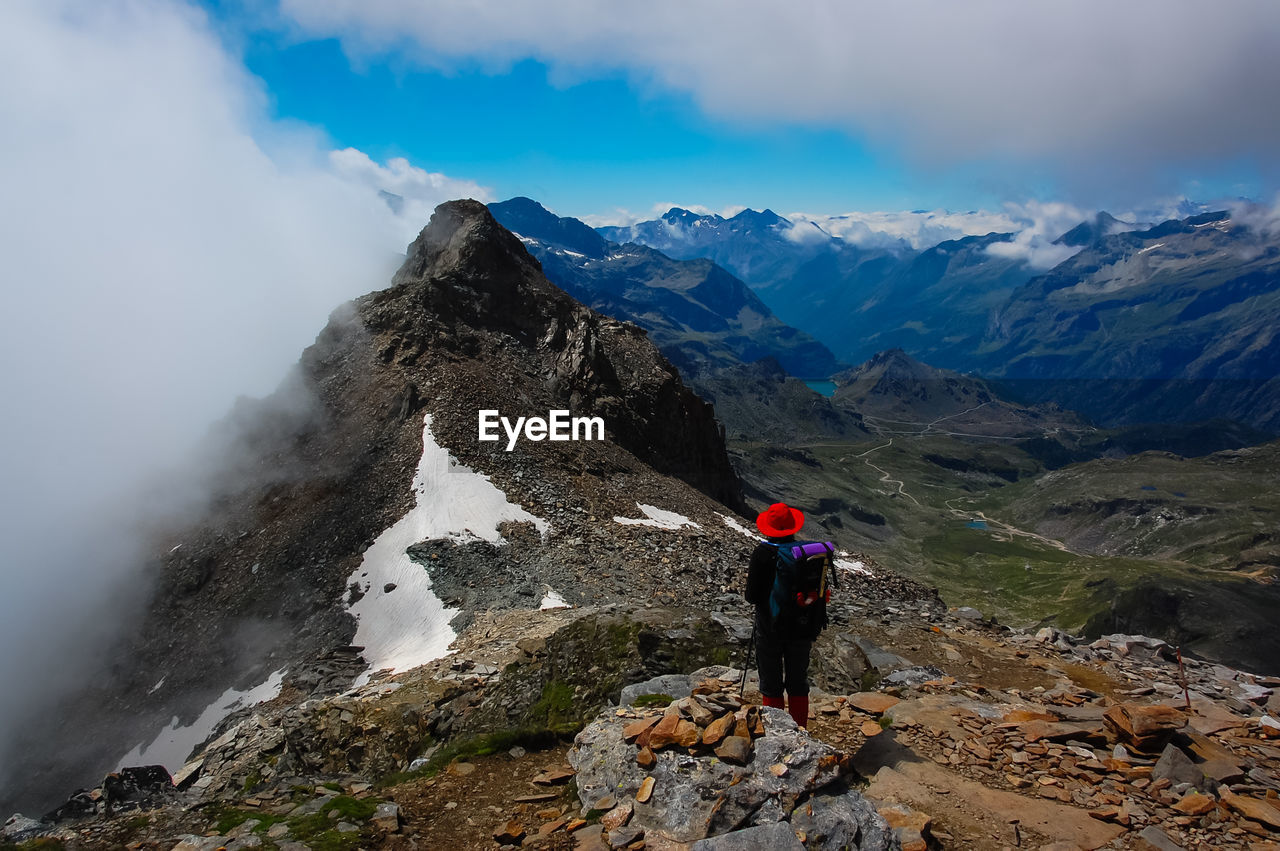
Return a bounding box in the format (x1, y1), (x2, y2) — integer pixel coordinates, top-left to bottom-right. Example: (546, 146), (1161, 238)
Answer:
(280, 0), (1280, 201)
(0, 0), (475, 788)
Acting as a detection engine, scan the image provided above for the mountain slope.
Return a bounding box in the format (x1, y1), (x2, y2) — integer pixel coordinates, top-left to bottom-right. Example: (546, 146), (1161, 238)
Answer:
(833, 348), (1088, 438)
(981, 210), (1280, 430)
(1, 200), (752, 815)
(490, 197), (840, 378)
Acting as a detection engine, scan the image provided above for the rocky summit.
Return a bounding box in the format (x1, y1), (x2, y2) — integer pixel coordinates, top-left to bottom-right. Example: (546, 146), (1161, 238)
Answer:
(4, 201), (1279, 851)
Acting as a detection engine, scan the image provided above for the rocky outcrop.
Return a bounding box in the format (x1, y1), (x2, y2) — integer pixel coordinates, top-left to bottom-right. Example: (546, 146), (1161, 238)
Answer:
(569, 671), (896, 849)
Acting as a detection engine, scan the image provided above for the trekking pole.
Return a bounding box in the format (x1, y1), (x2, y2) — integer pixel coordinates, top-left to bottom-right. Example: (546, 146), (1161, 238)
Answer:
(739, 621), (756, 697)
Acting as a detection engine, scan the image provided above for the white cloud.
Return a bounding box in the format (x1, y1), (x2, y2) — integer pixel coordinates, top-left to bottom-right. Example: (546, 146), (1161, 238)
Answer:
(329, 148), (491, 245)
(278, 0), (1280, 197)
(983, 201), (1092, 268)
(788, 201), (1117, 267)
(786, 209), (1022, 250)
(0, 0), (477, 792)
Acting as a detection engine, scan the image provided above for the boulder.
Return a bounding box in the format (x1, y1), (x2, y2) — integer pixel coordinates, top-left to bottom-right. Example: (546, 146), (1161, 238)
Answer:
(1102, 702), (1185, 752)
(1150, 743), (1207, 790)
(620, 674), (696, 707)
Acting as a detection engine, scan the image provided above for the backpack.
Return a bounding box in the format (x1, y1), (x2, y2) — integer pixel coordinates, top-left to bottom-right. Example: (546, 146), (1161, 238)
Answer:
(767, 540), (837, 640)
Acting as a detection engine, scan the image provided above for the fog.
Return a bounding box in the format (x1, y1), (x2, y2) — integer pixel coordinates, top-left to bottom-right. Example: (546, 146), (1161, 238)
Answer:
(0, 0), (482, 785)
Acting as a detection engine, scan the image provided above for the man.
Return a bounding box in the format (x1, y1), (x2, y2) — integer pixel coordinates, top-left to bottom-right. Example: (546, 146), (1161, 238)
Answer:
(745, 502), (816, 729)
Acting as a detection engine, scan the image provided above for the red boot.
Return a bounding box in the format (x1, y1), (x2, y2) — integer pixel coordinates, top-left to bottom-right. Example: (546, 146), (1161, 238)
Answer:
(788, 695), (809, 729)
(761, 694), (785, 710)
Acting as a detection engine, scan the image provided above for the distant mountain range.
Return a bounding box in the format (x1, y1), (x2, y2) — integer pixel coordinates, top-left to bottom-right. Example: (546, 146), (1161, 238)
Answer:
(601, 204), (1280, 433)
(489, 198), (840, 379)
(979, 211), (1280, 431)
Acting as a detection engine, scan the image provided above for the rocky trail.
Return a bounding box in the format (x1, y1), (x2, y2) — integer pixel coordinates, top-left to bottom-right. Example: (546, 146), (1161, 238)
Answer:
(9, 581), (1280, 851)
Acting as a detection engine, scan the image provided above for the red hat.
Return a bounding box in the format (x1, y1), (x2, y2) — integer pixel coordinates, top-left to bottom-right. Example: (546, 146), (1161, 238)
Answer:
(756, 502), (804, 538)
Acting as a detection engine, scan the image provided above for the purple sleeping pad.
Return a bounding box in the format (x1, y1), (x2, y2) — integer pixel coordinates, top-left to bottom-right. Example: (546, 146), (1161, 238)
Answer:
(785, 541), (833, 559)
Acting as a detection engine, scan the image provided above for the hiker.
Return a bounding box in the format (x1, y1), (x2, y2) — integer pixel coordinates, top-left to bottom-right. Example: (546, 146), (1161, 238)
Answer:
(745, 502), (833, 729)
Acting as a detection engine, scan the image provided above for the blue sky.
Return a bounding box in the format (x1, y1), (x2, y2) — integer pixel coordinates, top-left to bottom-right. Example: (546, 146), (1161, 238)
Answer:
(226, 27), (926, 218)
(196, 0), (1277, 223)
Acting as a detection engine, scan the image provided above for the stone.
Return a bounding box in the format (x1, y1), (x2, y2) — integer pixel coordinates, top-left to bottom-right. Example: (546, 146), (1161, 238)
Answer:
(572, 825), (608, 850)
(2, 815), (42, 842)
(1133, 825), (1185, 851)
(623, 716), (661, 743)
(1219, 789), (1280, 829)
(372, 801), (401, 832)
(678, 697), (715, 726)
(647, 713), (684, 749)
(636, 746), (656, 769)
(1172, 791), (1215, 816)
(701, 713), (734, 747)
(1002, 708), (1059, 724)
(608, 823), (644, 848)
(514, 793), (559, 803)
(601, 801), (633, 832)
(620, 674), (695, 707)
(168, 838), (227, 851)
(714, 735), (752, 765)
(689, 821), (804, 849)
(861, 720), (884, 737)
(790, 787), (896, 851)
(954, 606), (983, 620)
(1020, 719), (1106, 744)
(636, 776), (655, 803)
(532, 767), (575, 785)
(266, 823), (290, 840)
(1103, 703), (1185, 752)
(1151, 743), (1206, 789)
(847, 692), (901, 715)
(878, 802), (931, 832)
(675, 719), (702, 748)
(494, 819), (527, 845)
(335, 822), (358, 834)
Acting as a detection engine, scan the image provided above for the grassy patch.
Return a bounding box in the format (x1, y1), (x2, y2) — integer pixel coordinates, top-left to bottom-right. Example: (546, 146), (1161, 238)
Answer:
(631, 693), (674, 708)
(285, 796), (378, 851)
(526, 680), (575, 730)
(376, 727), (564, 789)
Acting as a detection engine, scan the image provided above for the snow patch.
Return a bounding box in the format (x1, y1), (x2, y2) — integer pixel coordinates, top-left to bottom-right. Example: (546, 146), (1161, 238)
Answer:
(347, 414), (548, 685)
(147, 677), (166, 695)
(835, 557), (872, 576)
(540, 587), (570, 609)
(720, 513), (758, 540)
(613, 503), (700, 530)
(118, 669), (285, 773)
(1138, 242), (1165, 254)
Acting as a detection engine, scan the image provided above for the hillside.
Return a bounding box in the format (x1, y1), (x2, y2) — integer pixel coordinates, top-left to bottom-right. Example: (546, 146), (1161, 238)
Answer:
(981, 210), (1280, 431)
(726, 350), (1280, 674)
